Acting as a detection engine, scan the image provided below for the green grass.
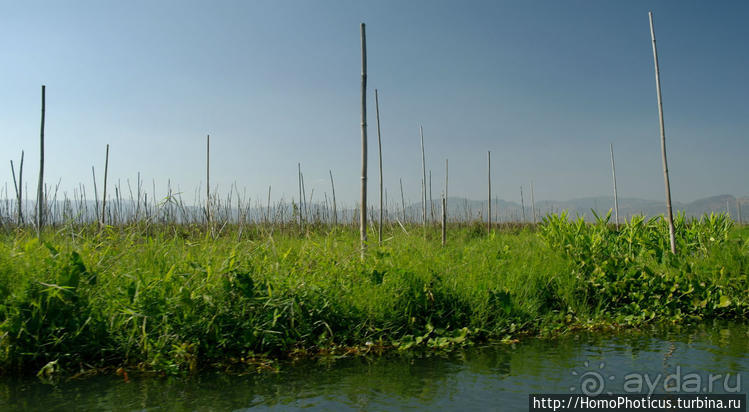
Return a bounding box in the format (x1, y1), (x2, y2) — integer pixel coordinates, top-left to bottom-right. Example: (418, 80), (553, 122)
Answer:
(0, 215), (747, 377)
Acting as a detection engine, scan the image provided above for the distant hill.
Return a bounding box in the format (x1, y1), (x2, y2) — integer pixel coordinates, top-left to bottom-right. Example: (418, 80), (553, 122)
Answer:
(407, 195), (748, 222)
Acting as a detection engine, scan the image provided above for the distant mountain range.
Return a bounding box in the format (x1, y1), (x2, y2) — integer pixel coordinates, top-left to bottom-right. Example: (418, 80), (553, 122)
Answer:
(407, 194), (748, 222)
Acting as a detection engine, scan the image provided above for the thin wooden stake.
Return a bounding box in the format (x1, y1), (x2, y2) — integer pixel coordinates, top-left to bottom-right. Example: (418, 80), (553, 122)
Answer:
(441, 195), (446, 246)
(360, 22), (368, 258)
(419, 124), (427, 232)
(375, 89), (383, 244)
(10, 151), (24, 225)
(19, 151), (24, 225)
(610, 143), (620, 226)
(737, 199), (742, 224)
(298, 163), (303, 228)
(206, 134), (211, 225)
(649, 11), (676, 254)
(400, 178), (406, 223)
(531, 180), (536, 224)
(301, 171), (307, 222)
(487, 151), (492, 234)
(429, 170), (433, 223)
(101, 144), (109, 227)
(329, 170), (337, 226)
(444, 158), (448, 206)
(267, 185), (272, 224)
(36, 85), (45, 237)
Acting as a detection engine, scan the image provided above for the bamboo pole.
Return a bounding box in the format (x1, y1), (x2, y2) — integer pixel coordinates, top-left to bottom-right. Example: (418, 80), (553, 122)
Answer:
(649, 11), (676, 254)
(329, 170), (337, 226)
(135, 172), (141, 221)
(419, 124), (427, 231)
(531, 180), (536, 224)
(36, 85), (45, 237)
(610, 143), (620, 226)
(444, 158), (448, 207)
(375, 88), (383, 244)
(206, 134), (211, 225)
(487, 151), (492, 234)
(18, 151), (24, 225)
(520, 185), (525, 222)
(441, 195), (446, 246)
(267, 185), (272, 224)
(360, 22), (368, 258)
(429, 170), (434, 223)
(297, 163), (303, 228)
(302, 172), (308, 221)
(101, 144), (109, 227)
(738, 200), (742, 224)
(10, 151), (24, 225)
(400, 178), (406, 223)
(10, 160), (18, 224)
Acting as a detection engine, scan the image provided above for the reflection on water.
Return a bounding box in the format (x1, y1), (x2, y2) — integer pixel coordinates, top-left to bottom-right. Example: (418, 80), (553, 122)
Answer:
(1, 321), (747, 410)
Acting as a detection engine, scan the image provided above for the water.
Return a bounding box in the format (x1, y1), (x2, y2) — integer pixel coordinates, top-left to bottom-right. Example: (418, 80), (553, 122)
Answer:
(1, 322), (747, 410)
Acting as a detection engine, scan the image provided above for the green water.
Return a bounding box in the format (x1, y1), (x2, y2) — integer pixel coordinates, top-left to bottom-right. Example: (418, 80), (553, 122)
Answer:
(2, 322), (747, 411)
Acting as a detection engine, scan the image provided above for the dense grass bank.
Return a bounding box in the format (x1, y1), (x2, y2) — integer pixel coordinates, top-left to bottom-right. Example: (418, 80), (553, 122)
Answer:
(0, 215), (747, 377)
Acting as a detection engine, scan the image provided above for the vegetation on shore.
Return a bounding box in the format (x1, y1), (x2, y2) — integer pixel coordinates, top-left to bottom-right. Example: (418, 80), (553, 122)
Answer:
(0, 213), (746, 377)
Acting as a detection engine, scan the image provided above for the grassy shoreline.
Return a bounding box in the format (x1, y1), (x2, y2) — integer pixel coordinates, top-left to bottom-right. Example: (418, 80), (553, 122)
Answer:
(1, 216), (747, 378)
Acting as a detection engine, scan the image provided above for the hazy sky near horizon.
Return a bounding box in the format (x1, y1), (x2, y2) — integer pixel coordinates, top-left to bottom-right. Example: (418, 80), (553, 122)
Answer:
(2, 0), (747, 207)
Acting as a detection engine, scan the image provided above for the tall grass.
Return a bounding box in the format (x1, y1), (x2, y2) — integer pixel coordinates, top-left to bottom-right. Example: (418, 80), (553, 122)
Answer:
(0, 214), (746, 377)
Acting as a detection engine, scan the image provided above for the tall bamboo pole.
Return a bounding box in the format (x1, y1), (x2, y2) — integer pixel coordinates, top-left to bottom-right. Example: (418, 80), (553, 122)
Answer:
(487, 151), (491, 234)
(329, 170), (337, 226)
(444, 158), (448, 206)
(10, 151), (24, 225)
(531, 180), (536, 224)
(375, 89), (383, 244)
(301, 171), (308, 221)
(36, 85), (45, 237)
(10, 161), (18, 224)
(610, 143), (620, 226)
(444, 158), (448, 225)
(92, 166), (99, 223)
(649, 11), (676, 254)
(429, 170), (434, 223)
(419, 125), (427, 231)
(101, 144), (109, 227)
(267, 185), (272, 224)
(18, 151), (24, 225)
(298, 163), (303, 228)
(135, 171), (141, 220)
(360, 22), (368, 258)
(441, 195), (446, 246)
(206, 134), (211, 225)
(400, 178), (406, 222)
(737, 200), (742, 224)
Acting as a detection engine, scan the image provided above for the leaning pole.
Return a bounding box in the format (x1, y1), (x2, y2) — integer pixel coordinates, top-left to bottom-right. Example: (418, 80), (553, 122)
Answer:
(649, 11), (676, 254)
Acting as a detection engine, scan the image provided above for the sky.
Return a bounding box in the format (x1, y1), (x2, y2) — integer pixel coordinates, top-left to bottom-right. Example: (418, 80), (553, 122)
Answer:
(1, 0), (748, 208)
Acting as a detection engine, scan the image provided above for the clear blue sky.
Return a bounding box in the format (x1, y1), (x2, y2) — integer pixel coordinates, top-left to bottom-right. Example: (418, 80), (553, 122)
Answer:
(2, 0), (747, 207)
